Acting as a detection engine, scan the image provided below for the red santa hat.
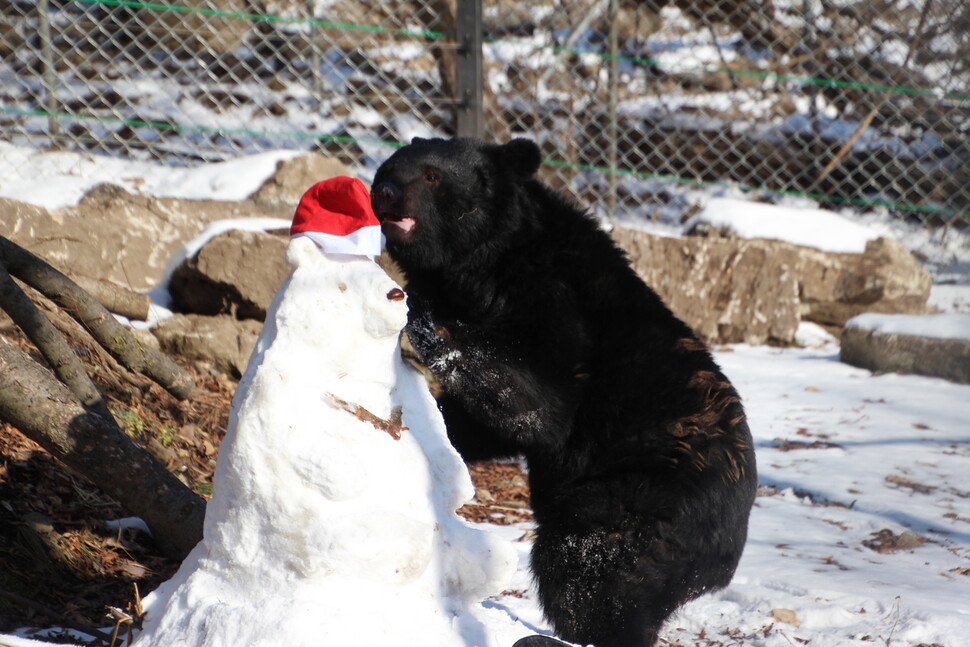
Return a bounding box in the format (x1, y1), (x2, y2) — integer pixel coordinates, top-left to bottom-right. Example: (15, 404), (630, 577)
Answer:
(290, 176), (384, 257)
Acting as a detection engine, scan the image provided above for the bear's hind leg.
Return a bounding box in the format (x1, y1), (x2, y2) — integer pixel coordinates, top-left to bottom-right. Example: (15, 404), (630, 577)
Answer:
(531, 529), (676, 647)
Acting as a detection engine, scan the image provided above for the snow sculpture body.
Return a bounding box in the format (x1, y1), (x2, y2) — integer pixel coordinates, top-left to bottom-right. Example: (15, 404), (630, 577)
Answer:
(132, 178), (516, 647)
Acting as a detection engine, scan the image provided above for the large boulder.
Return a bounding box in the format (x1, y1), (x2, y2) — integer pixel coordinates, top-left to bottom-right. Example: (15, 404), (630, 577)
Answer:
(793, 238), (932, 328)
(611, 228), (932, 345)
(252, 153), (355, 208)
(168, 229), (290, 320)
(0, 185), (289, 291)
(0, 152), (350, 291)
(611, 228), (800, 345)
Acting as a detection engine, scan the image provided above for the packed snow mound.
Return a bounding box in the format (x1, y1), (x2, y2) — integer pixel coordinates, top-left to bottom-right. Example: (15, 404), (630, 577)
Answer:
(131, 236), (517, 647)
(690, 198), (881, 253)
(846, 312), (970, 343)
(0, 141), (299, 209)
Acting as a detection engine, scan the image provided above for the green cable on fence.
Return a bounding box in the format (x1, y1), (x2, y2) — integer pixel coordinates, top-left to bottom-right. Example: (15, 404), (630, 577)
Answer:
(73, 0), (448, 40)
(71, 0), (970, 101)
(2, 103), (964, 219)
(542, 159), (966, 218)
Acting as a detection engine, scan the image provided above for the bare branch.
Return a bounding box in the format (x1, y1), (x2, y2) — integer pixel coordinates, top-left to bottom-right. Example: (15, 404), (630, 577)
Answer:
(74, 275), (151, 322)
(0, 235), (194, 400)
(0, 264), (111, 418)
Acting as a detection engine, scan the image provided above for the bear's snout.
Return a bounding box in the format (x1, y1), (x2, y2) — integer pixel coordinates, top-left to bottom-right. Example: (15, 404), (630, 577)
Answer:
(371, 182), (401, 218)
(371, 181), (417, 240)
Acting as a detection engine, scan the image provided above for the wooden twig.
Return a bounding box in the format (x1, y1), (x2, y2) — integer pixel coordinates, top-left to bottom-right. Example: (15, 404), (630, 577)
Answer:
(702, 16), (740, 91)
(0, 235), (193, 400)
(324, 392), (407, 440)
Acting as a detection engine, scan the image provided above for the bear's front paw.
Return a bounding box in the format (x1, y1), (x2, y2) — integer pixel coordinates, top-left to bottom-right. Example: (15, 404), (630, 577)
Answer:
(404, 311), (455, 369)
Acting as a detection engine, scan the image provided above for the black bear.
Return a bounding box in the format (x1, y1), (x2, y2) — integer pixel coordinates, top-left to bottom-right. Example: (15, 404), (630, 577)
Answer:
(371, 137), (757, 647)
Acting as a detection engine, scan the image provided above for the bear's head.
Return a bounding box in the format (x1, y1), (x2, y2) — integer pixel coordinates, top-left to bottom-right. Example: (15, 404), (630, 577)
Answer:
(371, 137), (542, 272)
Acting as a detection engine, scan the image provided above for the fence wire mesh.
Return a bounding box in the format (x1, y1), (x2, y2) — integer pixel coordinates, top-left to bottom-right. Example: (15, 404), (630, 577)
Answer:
(1, 0), (968, 227)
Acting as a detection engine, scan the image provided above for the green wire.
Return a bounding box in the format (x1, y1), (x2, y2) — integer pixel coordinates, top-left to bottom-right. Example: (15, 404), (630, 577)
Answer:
(68, 0), (970, 101)
(542, 159), (964, 217)
(2, 104), (962, 218)
(7, 0), (966, 217)
(72, 0), (447, 39)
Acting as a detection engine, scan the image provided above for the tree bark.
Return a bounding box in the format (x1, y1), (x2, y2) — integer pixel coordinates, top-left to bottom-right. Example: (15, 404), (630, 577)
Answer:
(74, 275), (151, 322)
(0, 235), (193, 400)
(0, 264), (111, 418)
(0, 337), (205, 559)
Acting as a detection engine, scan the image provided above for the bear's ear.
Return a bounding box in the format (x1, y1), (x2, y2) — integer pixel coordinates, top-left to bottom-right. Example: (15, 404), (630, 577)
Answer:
(498, 138), (542, 178)
(411, 136), (428, 145)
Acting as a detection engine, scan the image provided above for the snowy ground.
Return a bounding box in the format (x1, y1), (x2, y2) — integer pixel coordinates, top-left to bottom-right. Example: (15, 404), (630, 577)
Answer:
(2, 146), (969, 647)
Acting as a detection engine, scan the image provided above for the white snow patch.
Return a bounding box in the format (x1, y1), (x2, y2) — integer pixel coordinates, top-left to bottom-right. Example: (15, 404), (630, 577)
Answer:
(690, 197), (882, 253)
(0, 141), (299, 209)
(929, 284), (970, 314)
(846, 312), (970, 343)
(104, 517), (152, 536)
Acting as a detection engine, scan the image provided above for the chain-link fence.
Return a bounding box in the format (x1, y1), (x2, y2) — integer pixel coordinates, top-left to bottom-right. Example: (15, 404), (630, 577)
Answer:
(2, 0), (968, 227)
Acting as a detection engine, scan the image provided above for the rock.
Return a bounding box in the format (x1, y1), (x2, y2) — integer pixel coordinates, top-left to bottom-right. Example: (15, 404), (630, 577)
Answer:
(1, 185), (290, 291)
(611, 228), (801, 345)
(840, 321), (970, 385)
(252, 153), (355, 208)
(168, 229), (290, 320)
(152, 314), (263, 377)
(612, 227), (931, 345)
(794, 238), (932, 328)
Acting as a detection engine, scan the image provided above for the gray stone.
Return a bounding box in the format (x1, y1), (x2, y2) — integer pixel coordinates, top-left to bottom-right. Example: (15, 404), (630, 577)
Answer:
(168, 229), (290, 320)
(612, 227), (932, 346)
(0, 185), (290, 292)
(152, 313), (263, 378)
(840, 326), (970, 384)
(252, 153), (355, 208)
(612, 228), (801, 345)
(792, 238), (932, 328)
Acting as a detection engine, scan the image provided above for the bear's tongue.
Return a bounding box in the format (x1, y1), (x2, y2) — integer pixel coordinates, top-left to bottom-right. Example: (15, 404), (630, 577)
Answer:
(384, 217), (415, 234)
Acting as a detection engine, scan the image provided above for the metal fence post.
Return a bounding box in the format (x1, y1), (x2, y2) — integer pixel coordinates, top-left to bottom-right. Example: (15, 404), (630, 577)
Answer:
(456, 0), (483, 139)
(37, 0), (59, 136)
(607, 0), (619, 222)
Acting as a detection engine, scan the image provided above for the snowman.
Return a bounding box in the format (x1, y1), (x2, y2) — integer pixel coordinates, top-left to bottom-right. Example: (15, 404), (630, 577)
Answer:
(131, 176), (518, 647)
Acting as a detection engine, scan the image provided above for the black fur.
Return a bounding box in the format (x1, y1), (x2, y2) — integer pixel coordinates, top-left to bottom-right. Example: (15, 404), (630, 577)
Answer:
(372, 137), (757, 647)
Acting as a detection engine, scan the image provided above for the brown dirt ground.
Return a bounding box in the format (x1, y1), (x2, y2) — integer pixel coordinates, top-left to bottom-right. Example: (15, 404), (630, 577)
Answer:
(0, 325), (531, 641)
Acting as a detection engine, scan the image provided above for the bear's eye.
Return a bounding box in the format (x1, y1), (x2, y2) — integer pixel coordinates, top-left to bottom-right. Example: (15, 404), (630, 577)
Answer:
(423, 169), (440, 184)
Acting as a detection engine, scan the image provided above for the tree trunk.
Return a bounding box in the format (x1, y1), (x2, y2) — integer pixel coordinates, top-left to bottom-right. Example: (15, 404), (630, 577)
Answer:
(0, 264), (111, 418)
(0, 337), (205, 558)
(73, 275), (151, 322)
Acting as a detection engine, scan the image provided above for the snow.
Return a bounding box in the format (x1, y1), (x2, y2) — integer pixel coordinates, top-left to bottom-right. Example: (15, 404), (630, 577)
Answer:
(930, 284), (970, 315)
(689, 197), (881, 253)
(3, 148), (970, 647)
(846, 313), (970, 343)
(0, 141), (298, 210)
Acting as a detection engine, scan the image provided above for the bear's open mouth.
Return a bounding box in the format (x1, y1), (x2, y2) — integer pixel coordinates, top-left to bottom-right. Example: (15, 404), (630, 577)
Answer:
(378, 213), (416, 237)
